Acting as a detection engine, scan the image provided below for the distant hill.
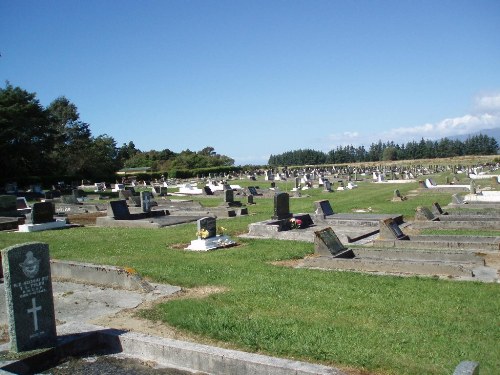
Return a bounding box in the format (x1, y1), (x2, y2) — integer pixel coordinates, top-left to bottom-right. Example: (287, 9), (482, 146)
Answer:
(449, 128), (500, 145)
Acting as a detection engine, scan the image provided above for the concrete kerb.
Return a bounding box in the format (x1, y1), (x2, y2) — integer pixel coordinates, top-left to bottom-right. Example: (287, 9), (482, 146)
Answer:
(50, 260), (153, 292)
(54, 322), (347, 375)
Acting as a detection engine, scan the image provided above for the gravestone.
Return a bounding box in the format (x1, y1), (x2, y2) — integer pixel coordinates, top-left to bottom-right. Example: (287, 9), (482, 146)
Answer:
(203, 186), (213, 196)
(0, 195), (18, 217)
(314, 228), (354, 258)
(247, 194), (254, 205)
(197, 217), (217, 239)
(16, 197), (29, 211)
(224, 189), (234, 203)
(61, 194), (79, 205)
(140, 191), (152, 213)
(452, 194), (465, 205)
(379, 218), (409, 240)
(1, 242), (57, 352)
(272, 192), (292, 220)
(248, 186), (259, 196)
(415, 206), (438, 221)
(108, 200), (131, 219)
(314, 200), (335, 217)
(119, 189), (133, 200)
(29, 202), (55, 224)
(391, 189), (406, 202)
(323, 180), (332, 192)
(432, 202), (447, 215)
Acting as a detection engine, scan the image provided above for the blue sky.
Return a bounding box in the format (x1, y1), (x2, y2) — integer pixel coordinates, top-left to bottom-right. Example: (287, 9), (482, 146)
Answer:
(2, 1), (500, 165)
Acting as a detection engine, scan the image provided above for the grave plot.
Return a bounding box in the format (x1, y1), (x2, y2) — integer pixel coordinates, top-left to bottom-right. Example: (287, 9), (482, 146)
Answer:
(293, 228), (497, 282)
(0, 195), (26, 231)
(18, 202), (69, 232)
(241, 193), (380, 244)
(409, 206), (500, 230)
(185, 217), (236, 251)
(373, 218), (500, 252)
(96, 199), (203, 228)
(312, 199), (404, 227)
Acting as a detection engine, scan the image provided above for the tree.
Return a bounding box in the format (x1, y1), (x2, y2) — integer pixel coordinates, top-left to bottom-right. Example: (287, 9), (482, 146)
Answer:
(382, 147), (397, 161)
(0, 82), (56, 180)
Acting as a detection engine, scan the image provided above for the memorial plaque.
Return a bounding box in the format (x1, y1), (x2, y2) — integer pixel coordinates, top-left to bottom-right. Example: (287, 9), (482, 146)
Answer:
(197, 217), (217, 239)
(2, 242), (57, 352)
(314, 228), (354, 258)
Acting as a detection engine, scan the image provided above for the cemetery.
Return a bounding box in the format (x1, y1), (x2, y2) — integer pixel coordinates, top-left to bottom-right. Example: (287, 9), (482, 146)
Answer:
(0, 162), (499, 374)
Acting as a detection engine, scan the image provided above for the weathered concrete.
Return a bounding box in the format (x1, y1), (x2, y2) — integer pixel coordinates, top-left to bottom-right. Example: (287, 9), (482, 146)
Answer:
(8, 321), (346, 375)
(96, 215), (201, 228)
(50, 260), (154, 292)
(242, 221), (378, 245)
(409, 220), (500, 230)
(373, 235), (500, 252)
(312, 213), (403, 228)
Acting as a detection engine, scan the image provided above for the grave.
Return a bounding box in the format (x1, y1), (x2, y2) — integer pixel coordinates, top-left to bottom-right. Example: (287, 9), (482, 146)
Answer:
(391, 189), (406, 202)
(1, 242), (57, 352)
(312, 199), (403, 228)
(374, 219), (500, 251)
(217, 189), (248, 215)
(18, 202), (68, 232)
(411, 205), (500, 230)
(185, 217), (235, 251)
(16, 197), (31, 215)
(96, 200), (201, 228)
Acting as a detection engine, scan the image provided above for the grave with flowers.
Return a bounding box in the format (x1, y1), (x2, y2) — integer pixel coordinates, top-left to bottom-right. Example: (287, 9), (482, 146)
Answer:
(185, 217), (236, 251)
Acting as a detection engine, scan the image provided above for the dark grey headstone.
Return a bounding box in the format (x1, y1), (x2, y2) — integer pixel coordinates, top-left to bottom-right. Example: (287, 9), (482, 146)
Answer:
(314, 228), (354, 258)
(248, 186), (258, 196)
(203, 186), (213, 195)
(30, 202), (55, 224)
(415, 206), (436, 221)
(272, 192), (292, 220)
(224, 189), (234, 203)
(140, 191), (153, 213)
(197, 217), (216, 239)
(108, 200), (131, 219)
(432, 202), (446, 215)
(379, 218), (409, 240)
(0, 195), (17, 216)
(315, 200), (334, 216)
(1, 242), (57, 352)
(61, 194), (79, 205)
(247, 195), (254, 204)
(124, 186), (136, 195)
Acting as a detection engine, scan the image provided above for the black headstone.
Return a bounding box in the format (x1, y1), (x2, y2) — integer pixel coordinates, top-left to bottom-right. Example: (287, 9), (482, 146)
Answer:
(108, 200), (131, 219)
(30, 202), (55, 224)
(314, 200), (334, 216)
(272, 192), (292, 220)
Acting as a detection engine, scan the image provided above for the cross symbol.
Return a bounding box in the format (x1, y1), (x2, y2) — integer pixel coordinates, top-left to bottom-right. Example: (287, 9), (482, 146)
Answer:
(27, 297), (42, 332)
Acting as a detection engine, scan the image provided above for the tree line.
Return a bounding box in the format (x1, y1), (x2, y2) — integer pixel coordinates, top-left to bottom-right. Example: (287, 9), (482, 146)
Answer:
(268, 136), (499, 166)
(0, 83), (234, 184)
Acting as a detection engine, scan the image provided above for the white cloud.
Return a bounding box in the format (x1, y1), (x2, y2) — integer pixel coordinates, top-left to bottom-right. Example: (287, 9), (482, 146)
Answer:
(474, 93), (500, 114)
(322, 93), (500, 151)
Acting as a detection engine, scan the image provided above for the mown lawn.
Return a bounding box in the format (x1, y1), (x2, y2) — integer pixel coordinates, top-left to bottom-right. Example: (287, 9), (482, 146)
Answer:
(1, 177), (499, 375)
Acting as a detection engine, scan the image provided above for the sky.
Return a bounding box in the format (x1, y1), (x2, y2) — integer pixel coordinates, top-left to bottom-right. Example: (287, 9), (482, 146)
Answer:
(1, 0), (500, 165)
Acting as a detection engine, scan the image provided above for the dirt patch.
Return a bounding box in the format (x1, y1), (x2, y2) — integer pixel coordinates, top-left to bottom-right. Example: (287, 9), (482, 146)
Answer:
(67, 212), (107, 226)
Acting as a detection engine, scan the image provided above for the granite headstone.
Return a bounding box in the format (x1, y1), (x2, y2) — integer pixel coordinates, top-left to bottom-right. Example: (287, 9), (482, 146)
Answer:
(1, 242), (57, 352)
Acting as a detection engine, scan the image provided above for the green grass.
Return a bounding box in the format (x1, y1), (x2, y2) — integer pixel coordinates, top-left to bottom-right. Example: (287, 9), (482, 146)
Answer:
(1, 177), (499, 374)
